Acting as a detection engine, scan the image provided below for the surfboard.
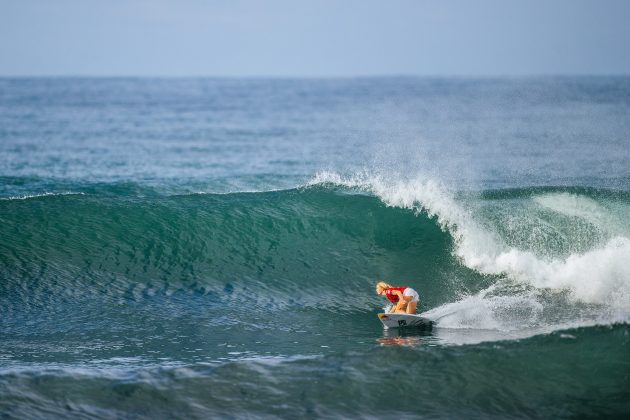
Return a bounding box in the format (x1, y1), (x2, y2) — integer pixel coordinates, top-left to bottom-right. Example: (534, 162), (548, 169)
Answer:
(378, 313), (433, 330)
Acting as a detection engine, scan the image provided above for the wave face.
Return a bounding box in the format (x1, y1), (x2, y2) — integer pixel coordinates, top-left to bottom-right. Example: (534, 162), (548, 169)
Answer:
(2, 177), (629, 417)
(0, 182), (460, 316)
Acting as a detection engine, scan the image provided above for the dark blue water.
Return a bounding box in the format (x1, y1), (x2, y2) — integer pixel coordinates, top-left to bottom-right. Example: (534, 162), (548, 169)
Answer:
(1, 77), (629, 418)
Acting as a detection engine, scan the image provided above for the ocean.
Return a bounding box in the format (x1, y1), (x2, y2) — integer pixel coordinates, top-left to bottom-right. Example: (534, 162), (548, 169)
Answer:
(1, 77), (629, 418)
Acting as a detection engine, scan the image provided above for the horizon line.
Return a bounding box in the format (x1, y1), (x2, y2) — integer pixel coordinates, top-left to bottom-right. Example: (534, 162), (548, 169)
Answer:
(1, 73), (630, 80)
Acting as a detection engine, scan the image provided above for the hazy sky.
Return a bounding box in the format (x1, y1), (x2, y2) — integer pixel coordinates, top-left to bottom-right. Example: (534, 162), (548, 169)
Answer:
(1, 0), (629, 77)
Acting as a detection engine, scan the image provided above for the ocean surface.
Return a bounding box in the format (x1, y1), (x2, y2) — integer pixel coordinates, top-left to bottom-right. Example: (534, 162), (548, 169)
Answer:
(1, 77), (629, 418)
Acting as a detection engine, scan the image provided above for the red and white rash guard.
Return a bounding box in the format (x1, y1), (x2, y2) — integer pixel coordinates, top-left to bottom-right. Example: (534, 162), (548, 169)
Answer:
(384, 287), (407, 304)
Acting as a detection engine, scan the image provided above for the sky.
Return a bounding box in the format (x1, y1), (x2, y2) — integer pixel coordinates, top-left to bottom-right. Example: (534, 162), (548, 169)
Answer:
(1, 0), (629, 77)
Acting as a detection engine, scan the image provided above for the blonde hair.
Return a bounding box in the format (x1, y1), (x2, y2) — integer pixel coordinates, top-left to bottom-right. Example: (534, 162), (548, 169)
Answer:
(376, 281), (392, 290)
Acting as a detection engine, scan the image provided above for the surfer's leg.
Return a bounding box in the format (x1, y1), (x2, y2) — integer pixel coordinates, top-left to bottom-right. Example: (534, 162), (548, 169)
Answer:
(406, 301), (417, 314)
(394, 296), (411, 313)
(403, 289), (419, 314)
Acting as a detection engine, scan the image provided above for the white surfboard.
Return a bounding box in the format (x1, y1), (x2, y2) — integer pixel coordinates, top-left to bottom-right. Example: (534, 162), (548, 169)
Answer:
(378, 313), (433, 330)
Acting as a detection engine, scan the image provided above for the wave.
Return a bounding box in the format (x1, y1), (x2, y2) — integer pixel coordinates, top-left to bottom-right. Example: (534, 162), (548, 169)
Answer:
(1, 174), (629, 341)
(0, 191), (86, 201)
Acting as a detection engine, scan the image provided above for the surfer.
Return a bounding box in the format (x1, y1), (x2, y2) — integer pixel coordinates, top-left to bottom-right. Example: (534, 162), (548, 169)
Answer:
(375, 281), (420, 314)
